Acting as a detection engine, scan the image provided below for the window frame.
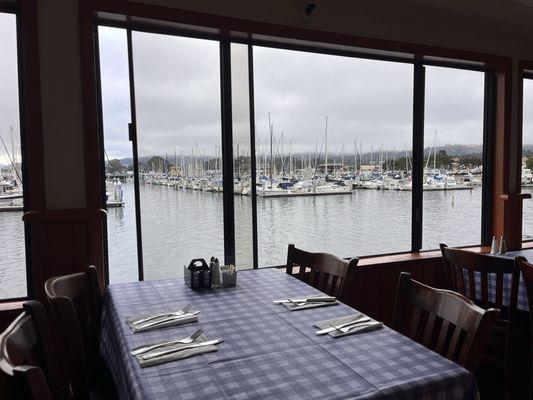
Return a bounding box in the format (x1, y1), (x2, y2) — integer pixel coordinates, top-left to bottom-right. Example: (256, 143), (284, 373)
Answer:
(0, 6), (32, 302)
(94, 17), (495, 281)
(521, 71), (533, 243)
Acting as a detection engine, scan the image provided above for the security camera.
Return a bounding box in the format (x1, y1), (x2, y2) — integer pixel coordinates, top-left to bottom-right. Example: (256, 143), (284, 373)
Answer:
(304, 3), (317, 17)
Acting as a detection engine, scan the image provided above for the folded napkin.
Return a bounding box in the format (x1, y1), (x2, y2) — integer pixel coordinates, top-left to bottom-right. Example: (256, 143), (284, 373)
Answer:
(314, 314), (383, 338)
(281, 298), (339, 311)
(133, 333), (218, 368)
(126, 312), (198, 333)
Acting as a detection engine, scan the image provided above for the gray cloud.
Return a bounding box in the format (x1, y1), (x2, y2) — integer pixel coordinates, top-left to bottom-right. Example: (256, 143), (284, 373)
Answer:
(98, 27), (490, 162)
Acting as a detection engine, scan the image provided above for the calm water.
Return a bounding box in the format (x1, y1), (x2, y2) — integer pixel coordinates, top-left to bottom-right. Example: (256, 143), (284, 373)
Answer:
(0, 212), (26, 299)
(106, 182), (482, 283)
(8, 182), (533, 297)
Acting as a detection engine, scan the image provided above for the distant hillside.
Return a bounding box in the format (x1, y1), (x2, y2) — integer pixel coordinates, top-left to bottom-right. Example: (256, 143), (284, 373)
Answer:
(113, 144), (494, 166)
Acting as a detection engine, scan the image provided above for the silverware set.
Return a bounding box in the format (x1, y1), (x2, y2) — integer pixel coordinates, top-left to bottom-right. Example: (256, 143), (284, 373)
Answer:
(131, 304), (200, 330)
(131, 328), (204, 356)
(273, 296), (336, 306)
(132, 304), (192, 326)
(131, 327), (223, 361)
(315, 317), (382, 335)
(142, 338), (224, 361)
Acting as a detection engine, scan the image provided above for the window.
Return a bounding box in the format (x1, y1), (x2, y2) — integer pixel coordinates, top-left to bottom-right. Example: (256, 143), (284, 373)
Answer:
(98, 26), (138, 283)
(252, 46), (413, 266)
(98, 27), (225, 281)
(422, 66), (485, 250)
(523, 77), (533, 240)
(0, 11), (26, 299)
(96, 22), (492, 281)
(132, 32), (224, 280)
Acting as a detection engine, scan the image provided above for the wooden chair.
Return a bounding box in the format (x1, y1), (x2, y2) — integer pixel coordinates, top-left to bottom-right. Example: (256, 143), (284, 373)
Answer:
(286, 244), (358, 302)
(440, 243), (525, 398)
(440, 244), (523, 313)
(392, 272), (500, 372)
(45, 265), (116, 400)
(0, 301), (63, 400)
(516, 257), (533, 399)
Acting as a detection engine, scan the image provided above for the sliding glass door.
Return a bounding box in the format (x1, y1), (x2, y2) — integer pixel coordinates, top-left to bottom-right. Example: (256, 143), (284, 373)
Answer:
(131, 32), (225, 280)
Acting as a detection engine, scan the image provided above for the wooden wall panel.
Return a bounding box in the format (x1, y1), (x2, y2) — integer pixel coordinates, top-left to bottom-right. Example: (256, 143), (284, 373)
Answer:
(22, 209), (106, 302)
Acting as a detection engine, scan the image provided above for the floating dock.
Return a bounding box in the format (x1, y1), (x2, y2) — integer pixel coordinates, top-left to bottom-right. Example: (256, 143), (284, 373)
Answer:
(107, 201), (125, 208)
(0, 205), (23, 212)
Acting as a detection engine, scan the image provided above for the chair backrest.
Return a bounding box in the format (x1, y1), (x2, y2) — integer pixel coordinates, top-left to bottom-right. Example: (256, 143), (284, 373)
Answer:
(517, 257), (533, 315)
(392, 272), (500, 372)
(440, 243), (523, 314)
(516, 257), (533, 396)
(0, 301), (62, 400)
(44, 265), (101, 400)
(286, 244), (358, 301)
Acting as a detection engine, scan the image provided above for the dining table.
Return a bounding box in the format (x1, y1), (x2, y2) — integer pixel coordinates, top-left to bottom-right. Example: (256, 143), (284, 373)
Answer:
(100, 267), (479, 400)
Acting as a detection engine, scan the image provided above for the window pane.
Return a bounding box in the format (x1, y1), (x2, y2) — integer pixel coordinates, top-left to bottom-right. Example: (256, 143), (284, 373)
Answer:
(523, 79), (533, 240)
(98, 26), (139, 283)
(231, 43), (254, 269)
(0, 12), (26, 299)
(132, 32), (224, 279)
(253, 46), (413, 266)
(422, 66), (484, 250)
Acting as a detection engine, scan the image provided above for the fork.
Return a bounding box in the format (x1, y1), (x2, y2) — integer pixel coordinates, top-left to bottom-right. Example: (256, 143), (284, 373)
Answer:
(131, 329), (203, 356)
(132, 304), (192, 326)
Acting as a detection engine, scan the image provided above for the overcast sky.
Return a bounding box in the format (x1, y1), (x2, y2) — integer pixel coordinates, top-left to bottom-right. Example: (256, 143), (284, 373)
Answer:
(98, 26), (490, 160)
(0, 13), (21, 166)
(2, 21), (533, 165)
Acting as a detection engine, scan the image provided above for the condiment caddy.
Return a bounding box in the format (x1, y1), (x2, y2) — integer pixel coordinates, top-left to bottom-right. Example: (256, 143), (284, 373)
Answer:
(184, 257), (236, 290)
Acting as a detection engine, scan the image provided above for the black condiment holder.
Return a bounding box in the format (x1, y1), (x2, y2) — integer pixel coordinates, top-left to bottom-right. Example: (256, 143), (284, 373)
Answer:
(184, 258), (212, 289)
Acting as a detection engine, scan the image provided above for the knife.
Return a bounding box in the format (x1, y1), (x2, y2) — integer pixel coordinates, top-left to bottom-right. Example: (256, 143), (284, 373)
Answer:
(315, 317), (371, 335)
(142, 338), (224, 360)
(273, 296), (336, 304)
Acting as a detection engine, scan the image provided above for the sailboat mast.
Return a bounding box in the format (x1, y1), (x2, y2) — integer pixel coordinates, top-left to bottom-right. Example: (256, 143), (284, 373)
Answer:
(433, 130), (437, 172)
(341, 143), (344, 173)
(269, 113), (273, 185)
(289, 140), (292, 178)
(353, 140), (357, 175)
(325, 115), (328, 177)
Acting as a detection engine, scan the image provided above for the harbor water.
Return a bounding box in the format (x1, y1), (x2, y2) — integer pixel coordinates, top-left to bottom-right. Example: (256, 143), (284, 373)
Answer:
(105, 182), (484, 283)
(5, 183), (533, 297)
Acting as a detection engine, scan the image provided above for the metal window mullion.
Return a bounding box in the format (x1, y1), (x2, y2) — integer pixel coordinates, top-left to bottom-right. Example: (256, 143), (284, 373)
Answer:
(481, 72), (496, 245)
(412, 62), (425, 252)
(248, 44), (259, 269)
(126, 28), (145, 281)
(93, 24), (111, 285)
(220, 39), (236, 265)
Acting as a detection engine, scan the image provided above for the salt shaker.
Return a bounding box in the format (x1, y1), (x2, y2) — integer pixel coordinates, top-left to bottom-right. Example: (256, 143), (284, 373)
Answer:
(499, 236), (507, 255)
(490, 236), (499, 255)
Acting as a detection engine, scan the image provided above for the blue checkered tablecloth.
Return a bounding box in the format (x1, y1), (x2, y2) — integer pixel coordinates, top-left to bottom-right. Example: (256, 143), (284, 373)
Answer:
(100, 268), (479, 400)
